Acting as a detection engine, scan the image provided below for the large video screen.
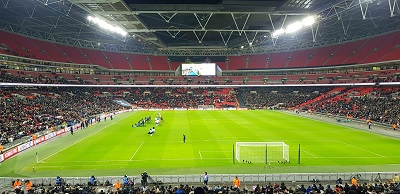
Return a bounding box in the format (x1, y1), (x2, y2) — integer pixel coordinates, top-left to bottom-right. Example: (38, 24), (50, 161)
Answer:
(182, 63), (216, 76)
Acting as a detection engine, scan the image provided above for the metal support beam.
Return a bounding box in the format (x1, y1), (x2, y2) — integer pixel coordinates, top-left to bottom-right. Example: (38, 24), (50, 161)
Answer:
(311, 23), (319, 43)
(113, 20), (141, 25)
(158, 13), (177, 23)
(219, 31), (233, 46)
(193, 30), (207, 43)
(231, 13), (250, 36)
(132, 10), (311, 15)
(388, 0), (399, 17)
(358, 0), (369, 20)
(69, 0), (121, 4)
(127, 29), (270, 32)
(2, 0), (10, 8)
(194, 13), (213, 30)
(91, 11), (132, 15)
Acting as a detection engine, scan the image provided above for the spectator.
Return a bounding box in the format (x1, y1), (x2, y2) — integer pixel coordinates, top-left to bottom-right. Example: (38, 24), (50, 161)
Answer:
(233, 176), (240, 188)
(13, 178), (21, 190)
(393, 174), (399, 183)
(24, 180), (32, 192)
(114, 180), (121, 192)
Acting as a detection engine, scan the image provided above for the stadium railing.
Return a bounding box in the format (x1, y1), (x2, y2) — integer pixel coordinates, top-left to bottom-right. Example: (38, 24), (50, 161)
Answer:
(0, 172), (397, 186)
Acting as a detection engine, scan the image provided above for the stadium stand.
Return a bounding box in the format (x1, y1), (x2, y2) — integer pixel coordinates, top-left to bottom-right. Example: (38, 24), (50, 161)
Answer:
(286, 49), (314, 68)
(324, 40), (366, 66)
(148, 55), (170, 70)
(55, 44), (90, 64)
(213, 62), (224, 72)
(227, 56), (247, 70)
(127, 54), (150, 70)
(2, 175), (399, 194)
(346, 33), (393, 64)
(306, 45), (339, 67)
(266, 52), (291, 69)
(247, 54), (268, 69)
(25, 38), (71, 63)
(104, 51), (131, 70)
(80, 48), (113, 69)
(1, 30), (400, 71)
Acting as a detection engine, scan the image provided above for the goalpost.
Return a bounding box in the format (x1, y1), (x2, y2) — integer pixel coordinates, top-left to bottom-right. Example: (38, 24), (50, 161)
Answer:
(235, 142), (289, 164)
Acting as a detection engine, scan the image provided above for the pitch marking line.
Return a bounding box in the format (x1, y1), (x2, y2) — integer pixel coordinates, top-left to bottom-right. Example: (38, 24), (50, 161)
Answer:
(40, 155), (388, 165)
(303, 150), (318, 158)
(39, 113), (132, 163)
(198, 151), (231, 160)
(302, 156), (385, 159)
(130, 141), (144, 161)
(334, 140), (385, 158)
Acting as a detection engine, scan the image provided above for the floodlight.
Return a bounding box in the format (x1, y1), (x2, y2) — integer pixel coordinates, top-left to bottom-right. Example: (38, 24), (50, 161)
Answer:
(285, 21), (303, 33)
(271, 28), (285, 38)
(87, 15), (128, 36)
(302, 16), (315, 26)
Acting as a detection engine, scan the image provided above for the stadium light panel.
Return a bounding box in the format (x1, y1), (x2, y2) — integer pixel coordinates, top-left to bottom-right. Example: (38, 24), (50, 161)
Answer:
(302, 16), (315, 26)
(271, 28), (285, 38)
(87, 16), (128, 36)
(271, 16), (317, 38)
(285, 21), (303, 33)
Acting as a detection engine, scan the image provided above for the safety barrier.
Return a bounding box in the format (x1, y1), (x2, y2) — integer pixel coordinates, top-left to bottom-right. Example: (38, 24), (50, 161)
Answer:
(0, 172), (397, 187)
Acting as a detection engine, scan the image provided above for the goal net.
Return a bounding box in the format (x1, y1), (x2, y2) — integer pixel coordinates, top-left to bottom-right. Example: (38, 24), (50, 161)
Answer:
(235, 142), (289, 164)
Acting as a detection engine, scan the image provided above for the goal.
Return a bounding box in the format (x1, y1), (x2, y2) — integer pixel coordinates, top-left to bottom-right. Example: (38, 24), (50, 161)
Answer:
(235, 142), (289, 164)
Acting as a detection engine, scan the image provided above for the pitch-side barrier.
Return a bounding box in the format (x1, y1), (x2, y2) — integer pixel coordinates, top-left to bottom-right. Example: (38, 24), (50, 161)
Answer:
(0, 172), (397, 187)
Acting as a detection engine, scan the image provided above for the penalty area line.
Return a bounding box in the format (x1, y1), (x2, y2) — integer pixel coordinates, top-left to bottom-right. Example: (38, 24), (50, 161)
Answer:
(334, 140), (385, 158)
(130, 142), (144, 161)
(303, 150), (318, 158)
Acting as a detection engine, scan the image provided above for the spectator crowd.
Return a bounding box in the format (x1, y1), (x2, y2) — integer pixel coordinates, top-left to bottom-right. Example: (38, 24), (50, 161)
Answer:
(1, 71), (400, 147)
(6, 174), (400, 194)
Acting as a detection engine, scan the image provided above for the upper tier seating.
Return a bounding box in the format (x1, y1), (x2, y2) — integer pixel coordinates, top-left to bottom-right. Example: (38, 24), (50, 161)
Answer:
(287, 49), (314, 68)
(267, 52), (291, 69)
(1, 30), (400, 70)
(126, 53), (150, 70)
(55, 44), (90, 64)
(306, 45), (340, 67)
(80, 48), (112, 69)
(324, 40), (366, 66)
(26, 38), (70, 63)
(346, 33), (394, 64)
(148, 56), (169, 70)
(247, 54), (268, 69)
(227, 56), (247, 70)
(104, 51), (131, 70)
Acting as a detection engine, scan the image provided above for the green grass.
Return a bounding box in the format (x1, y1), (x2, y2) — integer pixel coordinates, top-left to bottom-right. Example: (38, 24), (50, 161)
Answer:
(1, 110), (400, 178)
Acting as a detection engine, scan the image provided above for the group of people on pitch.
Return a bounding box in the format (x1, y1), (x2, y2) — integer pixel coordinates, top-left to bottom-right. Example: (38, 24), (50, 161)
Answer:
(132, 116), (151, 127)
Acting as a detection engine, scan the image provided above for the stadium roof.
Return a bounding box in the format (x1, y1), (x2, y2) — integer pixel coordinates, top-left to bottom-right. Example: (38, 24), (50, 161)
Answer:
(0, 0), (400, 55)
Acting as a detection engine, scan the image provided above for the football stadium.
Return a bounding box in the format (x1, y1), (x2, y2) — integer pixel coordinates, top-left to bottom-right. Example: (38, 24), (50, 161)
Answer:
(1, 0), (400, 193)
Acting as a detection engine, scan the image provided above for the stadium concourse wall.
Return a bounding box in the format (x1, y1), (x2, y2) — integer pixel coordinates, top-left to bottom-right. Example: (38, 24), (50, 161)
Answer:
(0, 109), (132, 164)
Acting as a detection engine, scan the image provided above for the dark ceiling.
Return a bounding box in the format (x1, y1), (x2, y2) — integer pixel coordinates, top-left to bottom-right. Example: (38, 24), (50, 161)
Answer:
(0, 0), (399, 55)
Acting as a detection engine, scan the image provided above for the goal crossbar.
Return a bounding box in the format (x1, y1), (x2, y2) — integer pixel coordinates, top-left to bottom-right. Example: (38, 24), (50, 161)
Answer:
(235, 142), (289, 164)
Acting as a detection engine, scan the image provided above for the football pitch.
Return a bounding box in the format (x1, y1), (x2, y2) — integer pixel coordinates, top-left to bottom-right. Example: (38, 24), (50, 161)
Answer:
(1, 110), (400, 178)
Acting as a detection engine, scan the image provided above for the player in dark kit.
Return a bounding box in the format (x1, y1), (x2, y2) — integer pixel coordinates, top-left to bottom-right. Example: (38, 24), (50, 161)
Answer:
(183, 134), (186, 143)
